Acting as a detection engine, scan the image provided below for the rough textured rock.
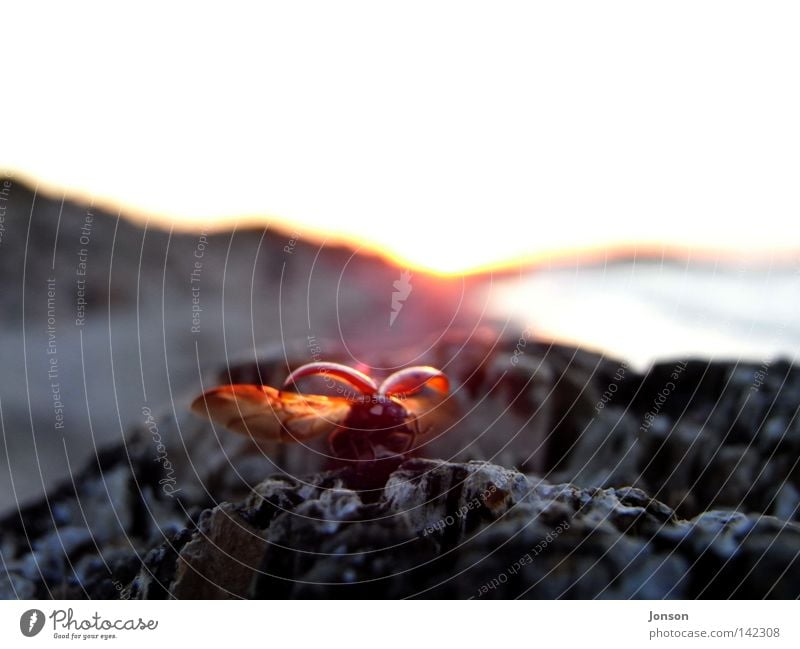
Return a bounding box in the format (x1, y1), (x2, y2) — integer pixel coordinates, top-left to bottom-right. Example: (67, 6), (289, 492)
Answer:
(3, 456), (799, 599)
(2, 339), (800, 599)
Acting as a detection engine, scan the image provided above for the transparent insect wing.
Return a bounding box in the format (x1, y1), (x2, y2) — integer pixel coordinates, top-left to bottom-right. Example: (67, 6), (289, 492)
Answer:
(191, 384), (351, 443)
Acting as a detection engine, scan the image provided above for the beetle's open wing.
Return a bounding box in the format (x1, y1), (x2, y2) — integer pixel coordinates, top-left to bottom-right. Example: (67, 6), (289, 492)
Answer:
(191, 385), (351, 443)
(284, 362), (377, 396)
(380, 366), (450, 415)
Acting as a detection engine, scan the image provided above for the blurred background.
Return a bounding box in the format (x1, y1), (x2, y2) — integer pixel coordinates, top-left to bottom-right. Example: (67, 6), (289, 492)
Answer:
(1, 3), (799, 514)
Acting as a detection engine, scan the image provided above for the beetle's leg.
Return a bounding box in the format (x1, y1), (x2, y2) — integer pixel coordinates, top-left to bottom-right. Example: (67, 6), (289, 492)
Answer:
(399, 418), (422, 454)
(328, 428), (343, 457)
(410, 419), (434, 453)
(351, 436), (364, 461)
(329, 427), (357, 460)
(364, 436), (377, 461)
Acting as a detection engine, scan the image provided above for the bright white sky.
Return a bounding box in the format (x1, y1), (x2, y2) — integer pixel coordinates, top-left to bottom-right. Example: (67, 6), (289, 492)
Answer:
(2, 2), (799, 274)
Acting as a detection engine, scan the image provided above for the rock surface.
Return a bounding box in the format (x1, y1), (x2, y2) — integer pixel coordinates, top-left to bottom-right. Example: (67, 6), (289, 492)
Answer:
(3, 455), (799, 599)
(1, 299), (800, 598)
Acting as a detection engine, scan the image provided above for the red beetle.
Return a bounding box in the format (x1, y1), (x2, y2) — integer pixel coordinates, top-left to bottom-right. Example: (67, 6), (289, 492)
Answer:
(191, 362), (450, 460)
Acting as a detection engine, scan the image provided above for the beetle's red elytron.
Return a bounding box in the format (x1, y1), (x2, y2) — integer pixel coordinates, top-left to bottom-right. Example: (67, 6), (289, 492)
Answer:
(191, 362), (450, 460)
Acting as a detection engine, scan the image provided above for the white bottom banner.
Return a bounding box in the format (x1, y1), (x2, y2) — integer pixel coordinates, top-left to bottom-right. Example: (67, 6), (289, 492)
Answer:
(0, 600), (796, 647)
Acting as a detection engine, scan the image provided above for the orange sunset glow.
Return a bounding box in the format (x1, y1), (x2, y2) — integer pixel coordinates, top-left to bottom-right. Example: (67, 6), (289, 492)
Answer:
(2, 4), (799, 275)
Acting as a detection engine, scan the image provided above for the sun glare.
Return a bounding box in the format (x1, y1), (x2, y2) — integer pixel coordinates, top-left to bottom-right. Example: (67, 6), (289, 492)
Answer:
(2, 4), (800, 275)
